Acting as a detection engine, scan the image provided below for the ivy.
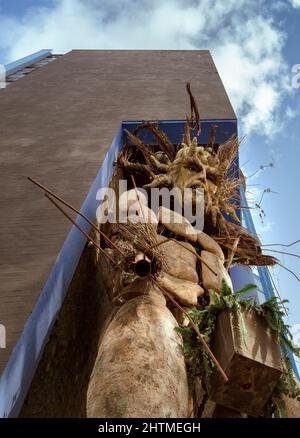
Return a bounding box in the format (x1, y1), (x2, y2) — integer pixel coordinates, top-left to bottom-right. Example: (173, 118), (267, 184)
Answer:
(176, 280), (300, 401)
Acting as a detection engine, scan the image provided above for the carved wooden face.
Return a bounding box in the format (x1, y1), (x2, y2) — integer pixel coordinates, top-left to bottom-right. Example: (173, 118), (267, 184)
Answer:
(169, 146), (207, 190)
(150, 138), (221, 191)
(136, 136), (240, 231)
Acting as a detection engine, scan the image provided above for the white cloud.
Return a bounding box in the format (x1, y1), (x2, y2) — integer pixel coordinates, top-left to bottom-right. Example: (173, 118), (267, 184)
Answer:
(291, 0), (300, 7)
(0, 0), (296, 136)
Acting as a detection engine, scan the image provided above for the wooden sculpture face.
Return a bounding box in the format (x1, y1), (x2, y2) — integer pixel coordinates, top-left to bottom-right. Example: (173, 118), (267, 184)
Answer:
(144, 138), (222, 190)
(142, 137), (240, 231)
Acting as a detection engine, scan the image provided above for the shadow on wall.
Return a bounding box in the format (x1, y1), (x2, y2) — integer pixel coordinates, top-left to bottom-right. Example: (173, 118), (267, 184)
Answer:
(20, 243), (113, 418)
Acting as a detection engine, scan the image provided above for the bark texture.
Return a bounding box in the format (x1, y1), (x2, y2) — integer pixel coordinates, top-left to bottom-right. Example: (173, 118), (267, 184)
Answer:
(87, 290), (189, 418)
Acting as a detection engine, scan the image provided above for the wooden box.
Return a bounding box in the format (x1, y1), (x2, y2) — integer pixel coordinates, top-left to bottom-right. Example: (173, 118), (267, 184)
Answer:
(207, 307), (282, 416)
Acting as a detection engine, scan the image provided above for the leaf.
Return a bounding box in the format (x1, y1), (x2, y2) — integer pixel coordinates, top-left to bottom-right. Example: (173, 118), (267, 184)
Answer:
(221, 279), (233, 296)
(281, 334), (300, 357)
(223, 295), (234, 309)
(235, 283), (257, 296)
(264, 311), (280, 332)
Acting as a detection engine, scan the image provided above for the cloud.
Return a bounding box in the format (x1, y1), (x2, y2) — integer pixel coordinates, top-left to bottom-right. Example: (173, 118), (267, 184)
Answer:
(291, 0), (300, 7)
(0, 0), (296, 136)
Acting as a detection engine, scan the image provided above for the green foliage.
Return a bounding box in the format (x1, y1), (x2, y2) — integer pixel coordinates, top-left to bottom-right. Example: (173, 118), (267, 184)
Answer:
(176, 280), (300, 399)
(257, 297), (300, 357)
(175, 308), (216, 381)
(175, 280), (256, 381)
(244, 295), (300, 402)
(276, 356), (300, 402)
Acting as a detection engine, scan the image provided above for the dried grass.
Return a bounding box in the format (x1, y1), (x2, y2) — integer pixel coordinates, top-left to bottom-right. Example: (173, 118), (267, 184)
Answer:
(116, 222), (167, 274)
(213, 224), (278, 266)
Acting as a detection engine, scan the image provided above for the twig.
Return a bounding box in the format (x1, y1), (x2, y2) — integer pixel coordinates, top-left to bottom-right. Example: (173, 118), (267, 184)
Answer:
(45, 194), (116, 266)
(257, 188), (278, 208)
(208, 124), (217, 149)
(246, 163), (274, 180)
(130, 174), (153, 246)
(262, 240), (300, 248)
(269, 273), (289, 317)
(186, 82), (201, 135)
(123, 129), (153, 165)
(225, 236), (240, 270)
(263, 248), (300, 261)
(152, 278), (228, 383)
(132, 122), (174, 159)
(28, 176), (126, 259)
(150, 238), (218, 277)
(184, 119), (191, 145)
(236, 205), (255, 209)
(276, 262), (300, 283)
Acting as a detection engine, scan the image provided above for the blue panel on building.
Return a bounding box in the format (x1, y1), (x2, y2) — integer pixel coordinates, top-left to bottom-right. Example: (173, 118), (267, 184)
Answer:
(5, 49), (52, 76)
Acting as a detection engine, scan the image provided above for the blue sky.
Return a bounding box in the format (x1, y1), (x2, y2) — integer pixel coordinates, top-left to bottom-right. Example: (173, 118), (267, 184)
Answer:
(0, 0), (300, 355)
